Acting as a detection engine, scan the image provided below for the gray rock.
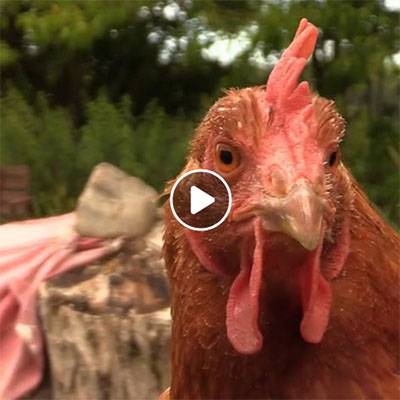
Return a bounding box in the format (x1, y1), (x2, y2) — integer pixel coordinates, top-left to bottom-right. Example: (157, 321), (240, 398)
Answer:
(76, 163), (158, 238)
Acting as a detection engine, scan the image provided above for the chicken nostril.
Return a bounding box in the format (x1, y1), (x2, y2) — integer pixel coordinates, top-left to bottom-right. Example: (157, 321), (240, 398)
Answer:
(263, 165), (290, 198)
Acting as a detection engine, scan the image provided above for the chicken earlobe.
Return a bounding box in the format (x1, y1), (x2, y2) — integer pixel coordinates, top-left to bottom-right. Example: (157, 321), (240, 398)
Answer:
(226, 219), (265, 354)
(185, 232), (231, 277)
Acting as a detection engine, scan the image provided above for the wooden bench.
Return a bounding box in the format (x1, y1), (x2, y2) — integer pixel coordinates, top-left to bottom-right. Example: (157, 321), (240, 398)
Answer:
(0, 165), (32, 219)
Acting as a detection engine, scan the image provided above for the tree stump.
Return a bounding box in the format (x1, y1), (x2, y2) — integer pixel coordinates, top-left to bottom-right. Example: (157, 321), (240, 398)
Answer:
(38, 222), (171, 400)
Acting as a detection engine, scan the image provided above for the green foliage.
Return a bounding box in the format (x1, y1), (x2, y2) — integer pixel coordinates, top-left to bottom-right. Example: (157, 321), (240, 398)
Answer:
(132, 100), (191, 188)
(0, 0), (398, 227)
(0, 86), (191, 215)
(0, 87), (77, 214)
(0, 41), (18, 66)
(15, 1), (146, 50)
(78, 93), (136, 178)
(35, 94), (77, 214)
(0, 87), (41, 167)
(77, 94), (191, 191)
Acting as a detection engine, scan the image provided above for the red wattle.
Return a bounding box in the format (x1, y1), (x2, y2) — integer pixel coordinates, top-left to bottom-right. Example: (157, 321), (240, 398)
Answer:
(226, 220), (264, 354)
(300, 234), (332, 343)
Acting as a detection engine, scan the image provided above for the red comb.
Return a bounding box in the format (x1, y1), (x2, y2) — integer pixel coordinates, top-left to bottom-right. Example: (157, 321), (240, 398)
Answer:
(265, 18), (318, 113)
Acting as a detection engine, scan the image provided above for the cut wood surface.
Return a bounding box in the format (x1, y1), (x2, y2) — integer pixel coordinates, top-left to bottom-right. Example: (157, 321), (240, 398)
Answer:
(38, 222), (171, 400)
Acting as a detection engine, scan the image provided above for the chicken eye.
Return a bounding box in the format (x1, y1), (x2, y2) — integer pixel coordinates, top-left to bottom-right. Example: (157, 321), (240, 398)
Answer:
(327, 150), (340, 167)
(215, 143), (240, 173)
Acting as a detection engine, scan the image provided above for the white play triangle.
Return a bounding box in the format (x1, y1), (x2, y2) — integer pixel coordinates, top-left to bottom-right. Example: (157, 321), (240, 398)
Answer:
(190, 185), (215, 215)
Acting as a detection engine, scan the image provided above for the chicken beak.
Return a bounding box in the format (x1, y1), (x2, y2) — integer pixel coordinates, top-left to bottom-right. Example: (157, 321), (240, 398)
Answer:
(260, 180), (324, 251)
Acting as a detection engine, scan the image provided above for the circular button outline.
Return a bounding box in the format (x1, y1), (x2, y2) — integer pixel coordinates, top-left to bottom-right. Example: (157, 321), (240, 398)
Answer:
(169, 169), (232, 232)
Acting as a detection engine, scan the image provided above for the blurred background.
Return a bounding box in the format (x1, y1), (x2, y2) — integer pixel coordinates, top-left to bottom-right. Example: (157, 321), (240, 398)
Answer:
(0, 0), (399, 227)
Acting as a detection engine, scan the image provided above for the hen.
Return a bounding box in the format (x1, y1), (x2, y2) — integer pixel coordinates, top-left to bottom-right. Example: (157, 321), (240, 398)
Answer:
(163, 19), (399, 399)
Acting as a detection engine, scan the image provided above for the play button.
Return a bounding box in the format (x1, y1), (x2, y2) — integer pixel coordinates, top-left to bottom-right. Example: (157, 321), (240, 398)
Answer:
(190, 186), (215, 215)
(170, 169), (232, 231)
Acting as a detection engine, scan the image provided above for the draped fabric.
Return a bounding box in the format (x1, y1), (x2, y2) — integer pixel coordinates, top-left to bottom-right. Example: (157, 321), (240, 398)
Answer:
(0, 213), (121, 399)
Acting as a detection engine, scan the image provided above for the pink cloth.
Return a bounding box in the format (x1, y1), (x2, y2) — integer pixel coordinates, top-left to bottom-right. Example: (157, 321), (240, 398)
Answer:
(0, 213), (121, 399)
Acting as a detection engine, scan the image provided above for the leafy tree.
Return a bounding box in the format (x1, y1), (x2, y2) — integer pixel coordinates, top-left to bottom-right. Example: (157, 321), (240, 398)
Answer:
(0, 87), (40, 168)
(34, 94), (77, 214)
(0, 0), (398, 226)
(77, 93), (137, 183)
(132, 100), (192, 188)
